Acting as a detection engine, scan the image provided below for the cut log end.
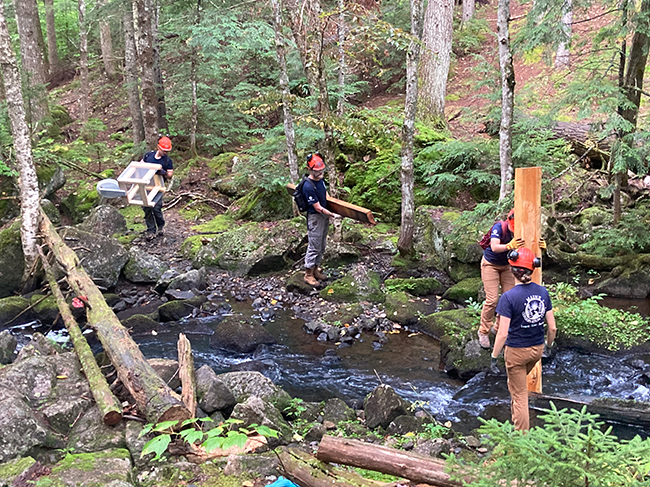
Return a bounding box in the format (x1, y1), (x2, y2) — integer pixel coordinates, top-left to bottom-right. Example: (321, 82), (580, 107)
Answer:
(103, 410), (123, 426)
(157, 405), (193, 424)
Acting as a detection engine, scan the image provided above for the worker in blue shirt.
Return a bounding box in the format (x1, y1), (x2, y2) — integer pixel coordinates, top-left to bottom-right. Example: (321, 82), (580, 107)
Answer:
(141, 136), (173, 239)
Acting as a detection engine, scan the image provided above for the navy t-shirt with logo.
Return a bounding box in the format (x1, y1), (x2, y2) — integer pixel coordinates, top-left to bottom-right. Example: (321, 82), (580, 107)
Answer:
(483, 221), (513, 266)
(143, 151), (173, 179)
(496, 282), (553, 348)
(302, 178), (327, 215)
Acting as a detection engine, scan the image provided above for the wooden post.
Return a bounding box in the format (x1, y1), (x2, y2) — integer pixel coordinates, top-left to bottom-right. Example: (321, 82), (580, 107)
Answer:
(513, 167), (543, 393)
(177, 333), (197, 415)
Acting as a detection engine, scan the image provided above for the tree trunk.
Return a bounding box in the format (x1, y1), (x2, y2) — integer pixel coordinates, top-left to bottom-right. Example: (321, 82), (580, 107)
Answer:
(0, 0), (40, 282)
(316, 436), (460, 487)
(40, 248), (123, 426)
(41, 214), (192, 424)
(151, 0), (168, 132)
(43, 0), (59, 80)
(12, 0), (50, 124)
(124, 5), (145, 146)
(177, 333), (196, 415)
(134, 0), (159, 149)
(78, 0), (89, 122)
(418, 0), (453, 125)
(190, 0), (201, 156)
(398, 0), (424, 258)
(462, 0), (475, 22)
(271, 0), (299, 185)
(498, 0), (515, 200)
(97, 0), (116, 80)
(336, 0), (346, 116)
(554, 0), (572, 68)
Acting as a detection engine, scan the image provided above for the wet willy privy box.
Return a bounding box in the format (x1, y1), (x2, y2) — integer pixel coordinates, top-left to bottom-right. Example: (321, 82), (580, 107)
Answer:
(116, 161), (166, 207)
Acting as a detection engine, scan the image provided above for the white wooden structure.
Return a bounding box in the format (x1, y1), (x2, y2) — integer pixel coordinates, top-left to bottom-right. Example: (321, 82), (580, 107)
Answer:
(116, 161), (166, 207)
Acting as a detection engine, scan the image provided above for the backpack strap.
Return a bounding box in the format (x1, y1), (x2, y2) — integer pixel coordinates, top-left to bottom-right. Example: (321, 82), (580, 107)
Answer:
(500, 220), (509, 242)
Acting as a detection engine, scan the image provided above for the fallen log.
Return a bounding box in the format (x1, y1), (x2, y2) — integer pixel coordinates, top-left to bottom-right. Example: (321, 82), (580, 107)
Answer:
(316, 435), (459, 487)
(41, 212), (192, 424)
(285, 183), (376, 224)
(550, 122), (611, 164)
(278, 447), (401, 487)
(39, 247), (123, 425)
(177, 333), (196, 415)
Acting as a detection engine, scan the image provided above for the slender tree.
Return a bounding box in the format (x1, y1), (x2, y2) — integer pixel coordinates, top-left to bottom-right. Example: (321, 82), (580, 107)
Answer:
(497, 0), (515, 200)
(555, 0), (572, 68)
(151, 0), (168, 132)
(43, 0), (59, 79)
(97, 0), (117, 79)
(0, 0), (40, 283)
(124, 4), (145, 145)
(133, 0), (159, 149)
(336, 0), (347, 116)
(418, 0), (454, 124)
(189, 0), (201, 156)
(78, 0), (89, 121)
(398, 0), (425, 258)
(462, 0), (475, 22)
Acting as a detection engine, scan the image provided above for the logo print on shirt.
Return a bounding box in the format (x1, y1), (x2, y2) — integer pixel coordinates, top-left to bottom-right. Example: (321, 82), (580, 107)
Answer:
(522, 295), (546, 324)
(308, 195), (316, 202)
(491, 229), (499, 237)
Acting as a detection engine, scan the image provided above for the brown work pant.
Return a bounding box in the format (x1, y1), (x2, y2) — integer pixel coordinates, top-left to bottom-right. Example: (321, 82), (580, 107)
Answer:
(504, 344), (544, 431)
(479, 257), (515, 335)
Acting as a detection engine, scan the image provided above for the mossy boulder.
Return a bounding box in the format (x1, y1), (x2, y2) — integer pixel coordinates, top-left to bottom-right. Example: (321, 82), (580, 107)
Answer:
(0, 222), (24, 298)
(594, 261), (650, 298)
(230, 187), (293, 222)
(32, 294), (60, 325)
(210, 316), (277, 353)
(41, 198), (61, 225)
(123, 247), (169, 283)
(158, 296), (207, 322)
(320, 265), (384, 303)
(42, 448), (132, 486)
(0, 456), (37, 485)
(50, 104), (73, 127)
(575, 206), (612, 230)
(364, 384), (411, 430)
(120, 314), (159, 334)
(66, 406), (127, 453)
(60, 187), (101, 224)
(443, 277), (483, 303)
(230, 395), (292, 445)
(0, 296), (31, 326)
(191, 214), (235, 234)
(384, 277), (445, 296)
(218, 371), (292, 412)
(192, 219), (306, 276)
(448, 260), (481, 282)
(322, 241), (362, 266)
(207, 152), (239, 177)
(77, 205), (127, 237)
(384, 291), (428, 326)
(213, 173), (252, 198)
(285, 271), (314, 295)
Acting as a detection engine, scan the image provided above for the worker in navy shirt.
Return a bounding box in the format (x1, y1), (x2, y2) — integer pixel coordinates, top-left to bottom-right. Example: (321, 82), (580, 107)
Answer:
(301, 152), (341, 287)
(141, 136), (173, 239)
(478, 209), (524, 349)
(492, 247), (557, 431)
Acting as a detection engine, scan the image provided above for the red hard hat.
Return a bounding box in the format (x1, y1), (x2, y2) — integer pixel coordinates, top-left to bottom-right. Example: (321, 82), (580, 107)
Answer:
(158, 136), (172, 152)
(507, 209), (515, 233)
(508, 247), (540, 271)
(307, 153), (325, 171)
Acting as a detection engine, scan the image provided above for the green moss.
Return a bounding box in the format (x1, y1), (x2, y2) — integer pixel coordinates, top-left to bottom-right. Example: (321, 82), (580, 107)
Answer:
(180, 235), (206, 260)
(50, 105), (73, 127)
(61, 187), (100, 223)
(191, 214), (234, 234)
(0, 457), (36, 482)
(52, 449), (131, 474)
(419, 308), (480, 339)
(414, 123), (449, 147)
(442, 277), (483, 302)
(384, 277), (444, 296)
(320, 271), (384, 303)
(207, 152), (238, 177)
(119, 204), (146, 234)
(179, 202), (216, 222)
(230, 187), (292, 222)
(384, 290), (428, 325)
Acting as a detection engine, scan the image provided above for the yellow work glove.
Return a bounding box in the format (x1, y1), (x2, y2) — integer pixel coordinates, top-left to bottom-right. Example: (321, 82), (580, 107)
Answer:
(539, 238), (547, 250)
(505, 238), (525, 251)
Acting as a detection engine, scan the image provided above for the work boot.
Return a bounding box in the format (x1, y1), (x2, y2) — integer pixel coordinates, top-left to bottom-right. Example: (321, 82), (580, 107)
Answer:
(313, 267), (326, 281)
(478, 331), (490, 349)
(304, 268), (320, 287)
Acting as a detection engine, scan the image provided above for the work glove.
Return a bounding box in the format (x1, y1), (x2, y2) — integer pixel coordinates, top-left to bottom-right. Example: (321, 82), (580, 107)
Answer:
(542, 341), (555, 360)
(490, 357), (500, 375)
(539, 238), (547, 250)
(505, 238), (525, 251)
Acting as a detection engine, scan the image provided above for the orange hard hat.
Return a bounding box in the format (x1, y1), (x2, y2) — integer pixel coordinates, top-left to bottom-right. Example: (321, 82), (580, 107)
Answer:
(508, 247), (541, 271)
(507, 209), (515, 233)
(158, 136), (172, 152)
(307, 152), (325, 171)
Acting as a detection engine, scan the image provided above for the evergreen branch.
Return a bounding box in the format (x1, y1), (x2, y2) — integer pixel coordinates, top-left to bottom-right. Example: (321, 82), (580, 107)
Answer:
(571, 8), (623, 25)
(622, 85), (650, 98)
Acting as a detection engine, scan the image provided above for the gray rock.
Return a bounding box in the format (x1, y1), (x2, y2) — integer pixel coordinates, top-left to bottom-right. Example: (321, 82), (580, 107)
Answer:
(210, 316), (277, 353)
(31, 294), (60, 325)
(322, 398), (356, 424)
(43, 448), (132, 486)
(0, 296), (31, 328)
(15, 332), (59, 362)
(42, 166), (66, 200)
(167, 267), (207, 292)
(386, 415), (426, 435)
(40, 198), (61, 224)
(218, 371), (292, 412)
(594, 267), (650, 298)
(196, 365), (237, 414)
(304, 423), (327, 442)
(67, 406), (127, 452)
(285, 271), (314, 296)
(364, 384), (411, 430)
(123, 247), (169, 283)
(230, 395), (292, 445)
(413, 438), (451, 458)
(0, 223), (24, 298)
(154, 269), (180, 295)
(165, 289), (196, 300)
(0, 331), (16, 364)
(158, 296), (206, 322)
(121, 314), (159, 335)
(77, 205), (127, 237)
(58, 227), (128, 288)
(0, 393), (50, 463)
(224, 453), (278, 476)
(125, 421), (151, 469)
(148, 358), (181, 390)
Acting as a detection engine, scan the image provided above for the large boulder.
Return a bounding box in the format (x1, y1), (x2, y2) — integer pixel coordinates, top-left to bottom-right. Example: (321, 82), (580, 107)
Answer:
(58, 227), (128, 288)
(195, 365), (237, 413)
(41, 198), (61, 225)
(229, 395), (292, 445)
(123, 247), (169, 283)
(158, 295), (207, 322)
(0, 223), (24, 299)
(364, 384), (411, 430)
(148, 358), (181, 390)
(384, 277), (445, 296)
(60, 187), (101, 224)
(384, 291), (428, 326)
(77, 205), (127, 237)
(66, 406), (127, 452)
(0, 392), (51, 463)
(0, 297), (31, 328)
(191, 219), (306, 275)
(218, 371), (292, 411)
(210, 316), (277, 353)
(442, 277), (483, 303)
(320, 264), (384, 303)
(593, 258), (650, 298)
(31, 294), (60, 325)
(167, 267), (207, 292)
(230, 187), (293, 222)
(322, 398), (356, 424)
(0, 330), (16, 364)
(40, 449), (132, 486)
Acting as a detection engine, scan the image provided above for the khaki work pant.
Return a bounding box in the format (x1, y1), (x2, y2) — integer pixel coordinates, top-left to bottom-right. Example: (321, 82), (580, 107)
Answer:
(304, 212), (329, 269)
(504, 344), (544, 431)
(479, 257), (515, 335)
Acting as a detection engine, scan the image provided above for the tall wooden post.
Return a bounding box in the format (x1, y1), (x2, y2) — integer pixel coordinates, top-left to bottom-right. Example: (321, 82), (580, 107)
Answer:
(513, 167), (543, 393)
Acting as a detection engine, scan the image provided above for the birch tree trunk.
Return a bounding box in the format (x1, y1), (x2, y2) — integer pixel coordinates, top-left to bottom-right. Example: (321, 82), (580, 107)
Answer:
(78, 0), (89, 122)
(0, 0), (40, 282)
(134, 0), (159, 149)
(124, 5), (145, 146)
(271, 0), (298, 184)
(462, 0), (475, 22)
(190, 0), (201, 156)
(43, 0), (59, 79)
(97, 0), (116, 79)
(13, 0), (50, 124)
(151, 1), (168, 132)
(336, 0), (346, 116)
(498, 0), (515, 200)
(398, 0), (424, 258)
(555, 0), (572, 69)
(418, 0), (454, 125)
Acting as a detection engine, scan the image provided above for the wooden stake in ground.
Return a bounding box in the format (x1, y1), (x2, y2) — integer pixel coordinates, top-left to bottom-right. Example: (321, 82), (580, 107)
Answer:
(39, 247), (123, 425)
(177, 333), (196, 415)
(513, 166), (543, 393)
(41, 212), (192, 424)
(316, 435), (460, 487)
